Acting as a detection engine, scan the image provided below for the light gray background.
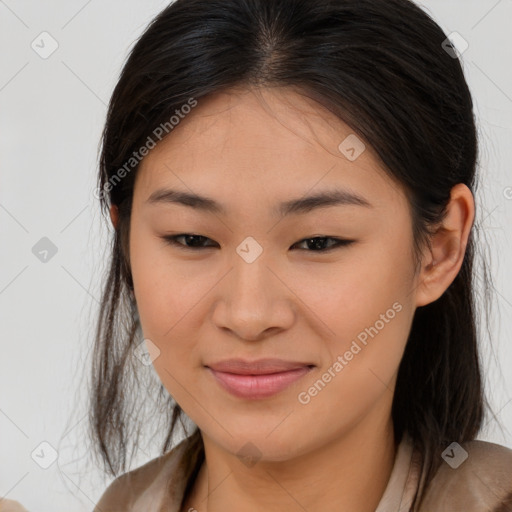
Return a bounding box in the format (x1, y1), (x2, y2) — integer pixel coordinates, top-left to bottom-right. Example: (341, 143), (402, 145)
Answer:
(1, 0), (511, 510)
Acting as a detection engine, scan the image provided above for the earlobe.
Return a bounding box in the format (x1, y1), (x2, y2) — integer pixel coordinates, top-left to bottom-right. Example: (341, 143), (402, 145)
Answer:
(109, 204), (119, 229)
(415, 183), (475, 307)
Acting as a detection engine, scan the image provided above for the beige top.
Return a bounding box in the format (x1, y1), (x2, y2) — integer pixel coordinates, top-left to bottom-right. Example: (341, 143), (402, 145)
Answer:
(92, 432), (512, 512)
(3, 434), (512, 511)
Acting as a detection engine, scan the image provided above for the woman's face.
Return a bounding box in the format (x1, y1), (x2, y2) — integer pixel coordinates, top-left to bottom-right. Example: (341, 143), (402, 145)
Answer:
(129, 86), (424, 461)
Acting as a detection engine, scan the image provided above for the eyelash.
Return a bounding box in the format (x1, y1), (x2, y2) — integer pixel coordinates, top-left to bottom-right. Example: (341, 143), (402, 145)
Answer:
(160, 234), (355, 253)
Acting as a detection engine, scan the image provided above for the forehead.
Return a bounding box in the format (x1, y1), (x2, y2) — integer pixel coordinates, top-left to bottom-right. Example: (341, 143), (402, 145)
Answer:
(134, 86), (406, 213)
(141, 85), (371, 165)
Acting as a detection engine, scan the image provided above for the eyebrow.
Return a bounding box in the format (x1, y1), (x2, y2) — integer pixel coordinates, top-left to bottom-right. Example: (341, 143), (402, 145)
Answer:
(146, 187), (372, 217)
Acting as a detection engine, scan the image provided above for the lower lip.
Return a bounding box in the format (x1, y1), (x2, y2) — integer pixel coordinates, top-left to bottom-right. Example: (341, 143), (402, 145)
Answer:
(207, 366), (313, 399)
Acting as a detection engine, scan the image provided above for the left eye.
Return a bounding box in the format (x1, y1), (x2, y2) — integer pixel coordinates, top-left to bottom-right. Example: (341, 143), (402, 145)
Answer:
(291, 237), (354, 251)
(161, 234), (354, 252)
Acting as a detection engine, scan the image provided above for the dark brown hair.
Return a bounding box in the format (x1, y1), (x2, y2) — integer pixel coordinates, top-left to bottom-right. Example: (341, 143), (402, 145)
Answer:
(89, 1), (497, 509)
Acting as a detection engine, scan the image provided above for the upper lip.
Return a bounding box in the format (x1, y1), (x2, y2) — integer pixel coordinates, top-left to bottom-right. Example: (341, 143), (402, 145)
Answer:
(206, 358), (314, 375)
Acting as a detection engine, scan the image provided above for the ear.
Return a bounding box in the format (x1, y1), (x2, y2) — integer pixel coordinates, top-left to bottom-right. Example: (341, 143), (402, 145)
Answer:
(415, 183), (475, 307)
(109, 204), (119, 230)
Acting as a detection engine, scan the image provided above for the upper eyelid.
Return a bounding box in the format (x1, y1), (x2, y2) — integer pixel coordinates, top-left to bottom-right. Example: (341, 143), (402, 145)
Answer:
(161, 234), (354, 250)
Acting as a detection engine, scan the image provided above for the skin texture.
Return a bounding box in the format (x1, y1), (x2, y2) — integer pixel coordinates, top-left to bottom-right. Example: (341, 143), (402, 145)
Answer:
(110, 85), (474, 512)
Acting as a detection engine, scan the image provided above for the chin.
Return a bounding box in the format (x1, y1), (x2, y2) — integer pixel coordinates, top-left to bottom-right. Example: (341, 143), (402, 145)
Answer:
(214, 430), (308, 464)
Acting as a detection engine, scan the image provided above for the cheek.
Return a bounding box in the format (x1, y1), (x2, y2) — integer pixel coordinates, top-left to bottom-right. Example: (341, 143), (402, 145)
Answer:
(130, 226), (205, 336)
(129, 227), (217, 401)
(291, 241), (413, 338)
(130, 216), (416, 403)
(298, 238), (415, 384)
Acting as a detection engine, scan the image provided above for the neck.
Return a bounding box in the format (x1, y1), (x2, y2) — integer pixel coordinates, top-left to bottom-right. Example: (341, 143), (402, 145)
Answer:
(185, 409), (397, 512)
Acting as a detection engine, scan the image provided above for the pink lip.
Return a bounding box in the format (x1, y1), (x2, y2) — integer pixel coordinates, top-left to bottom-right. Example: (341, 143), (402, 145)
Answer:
(206, 358), (314, 399)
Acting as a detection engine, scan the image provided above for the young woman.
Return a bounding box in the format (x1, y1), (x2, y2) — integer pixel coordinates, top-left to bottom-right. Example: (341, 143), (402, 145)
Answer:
(85, 0), (512, 511)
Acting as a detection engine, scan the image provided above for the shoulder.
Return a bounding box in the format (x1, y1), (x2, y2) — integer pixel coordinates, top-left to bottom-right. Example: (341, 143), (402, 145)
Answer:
(419, 439), (512, 512)
(0, 500), (29, 512)
(93, 438), (193, 511)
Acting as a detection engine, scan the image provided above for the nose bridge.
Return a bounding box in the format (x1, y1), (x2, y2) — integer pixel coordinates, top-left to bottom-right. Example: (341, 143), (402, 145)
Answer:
(230, 240), (273, 311)
(214, 238), (291, 339)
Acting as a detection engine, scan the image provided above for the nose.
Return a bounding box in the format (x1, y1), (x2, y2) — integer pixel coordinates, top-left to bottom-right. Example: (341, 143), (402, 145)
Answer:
(211, 249), (295, 341)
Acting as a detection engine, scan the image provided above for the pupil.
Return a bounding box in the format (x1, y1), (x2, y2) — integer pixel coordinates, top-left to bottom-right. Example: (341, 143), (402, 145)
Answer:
(310, 238), (325, 250)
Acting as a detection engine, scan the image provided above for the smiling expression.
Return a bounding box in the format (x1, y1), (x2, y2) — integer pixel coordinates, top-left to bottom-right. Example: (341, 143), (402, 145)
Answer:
(128, 85), (422, 460)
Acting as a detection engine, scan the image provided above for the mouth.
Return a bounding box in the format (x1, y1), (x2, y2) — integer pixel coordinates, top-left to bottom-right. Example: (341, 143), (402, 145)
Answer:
(205, 359), (315, 400)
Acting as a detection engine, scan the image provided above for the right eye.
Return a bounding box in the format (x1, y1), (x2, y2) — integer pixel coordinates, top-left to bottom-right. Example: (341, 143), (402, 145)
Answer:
(160, 234), (218, 251)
